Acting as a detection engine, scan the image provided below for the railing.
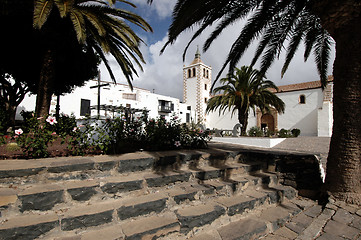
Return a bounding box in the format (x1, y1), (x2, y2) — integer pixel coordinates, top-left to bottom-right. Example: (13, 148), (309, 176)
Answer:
(158, 105), (172, 113)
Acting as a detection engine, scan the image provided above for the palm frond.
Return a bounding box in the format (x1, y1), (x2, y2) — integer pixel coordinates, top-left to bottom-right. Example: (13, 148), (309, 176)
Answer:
(33, 0), (54, 28)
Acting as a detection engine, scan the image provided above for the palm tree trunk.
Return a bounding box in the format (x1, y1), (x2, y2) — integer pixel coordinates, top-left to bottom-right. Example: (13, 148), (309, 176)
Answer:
(324, 16), (361, 204)
(35, 49), (55, 117)
(238, 108), (248, 136)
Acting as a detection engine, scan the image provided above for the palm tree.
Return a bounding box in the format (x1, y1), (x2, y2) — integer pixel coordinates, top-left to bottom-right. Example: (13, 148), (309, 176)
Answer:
(33, 0), (152, 117)
(207, 66), (284, 136)
(159, 0), (361, 204)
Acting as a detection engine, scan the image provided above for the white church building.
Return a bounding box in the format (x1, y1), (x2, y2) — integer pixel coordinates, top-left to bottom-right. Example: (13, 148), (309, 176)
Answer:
(181, 50), (333, 137)
(17, 50), (333, 137)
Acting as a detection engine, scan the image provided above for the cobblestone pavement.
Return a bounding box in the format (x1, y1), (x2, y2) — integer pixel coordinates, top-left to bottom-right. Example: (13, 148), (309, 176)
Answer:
(261, 198), (361, 240)
(211, 137), (361, 240)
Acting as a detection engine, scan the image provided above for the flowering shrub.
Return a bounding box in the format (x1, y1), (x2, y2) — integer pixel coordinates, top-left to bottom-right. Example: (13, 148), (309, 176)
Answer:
(14, 115), (59, 158)
(10, 109), (212, 158)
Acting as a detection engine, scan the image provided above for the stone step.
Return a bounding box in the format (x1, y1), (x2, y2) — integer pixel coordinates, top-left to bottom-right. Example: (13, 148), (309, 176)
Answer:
(189, 201), (303, 240)
(0, 149), (243, 181)
(0, 162), (266, 214)
(0, 179), (296, 240)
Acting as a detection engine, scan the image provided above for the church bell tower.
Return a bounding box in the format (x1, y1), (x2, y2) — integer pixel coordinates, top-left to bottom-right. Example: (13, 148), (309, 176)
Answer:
(183, 47), (212, 126)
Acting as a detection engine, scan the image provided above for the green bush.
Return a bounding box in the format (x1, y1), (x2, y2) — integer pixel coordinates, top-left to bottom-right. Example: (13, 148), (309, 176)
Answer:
(14, 115), (58, 158)
(10, 108), (213, 158)
(248, 126), (263, 137)
(291, 128), (301, 137)
(278, 128), (293, 138)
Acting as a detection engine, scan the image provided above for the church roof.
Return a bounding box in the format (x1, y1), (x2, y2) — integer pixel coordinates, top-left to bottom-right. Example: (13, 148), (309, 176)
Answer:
(270, 76), (333, 93)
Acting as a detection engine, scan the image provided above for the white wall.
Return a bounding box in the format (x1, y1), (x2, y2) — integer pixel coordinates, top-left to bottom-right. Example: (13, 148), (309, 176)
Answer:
(208, 88), (325, 136)
(17, 80), (191, 124)
(276, 89), (323, 136)
(317, 101), (333, 137)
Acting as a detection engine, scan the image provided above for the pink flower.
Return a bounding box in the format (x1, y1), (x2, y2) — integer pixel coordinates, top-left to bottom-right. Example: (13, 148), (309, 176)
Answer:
(79, 125), (85, 128)
(52, 132), (57, 135)
(37, 117), (43, 120)
(174, 141), (181, 147)
(46, 116), (57, 125)
(72, 127), (78, 132)
(15, 128), (23, 135)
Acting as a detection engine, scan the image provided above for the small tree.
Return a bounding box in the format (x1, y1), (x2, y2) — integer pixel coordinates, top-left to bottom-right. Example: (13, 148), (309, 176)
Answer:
(206, 66), (285, 135)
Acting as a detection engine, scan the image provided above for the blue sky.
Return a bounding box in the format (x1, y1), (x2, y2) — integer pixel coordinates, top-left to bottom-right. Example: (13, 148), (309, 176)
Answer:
(100, 0), (335, 101)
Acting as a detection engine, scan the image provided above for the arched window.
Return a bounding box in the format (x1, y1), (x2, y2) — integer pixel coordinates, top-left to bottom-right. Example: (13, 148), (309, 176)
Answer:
(188, 69), (192, 78)
(299, 94), (306, 104)
(192, 68), (196, 77)
(203, 68), (206, 77)
(206, 70), (209, 78)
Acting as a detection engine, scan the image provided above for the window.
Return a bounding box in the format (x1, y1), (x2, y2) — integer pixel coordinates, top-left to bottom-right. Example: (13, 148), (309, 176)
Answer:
(203, 68), (206, 77)
(187, 106), (191, 110)
(204, 98), (208, 103)
(205, 84), (207, 90)
(158, 100), (172, 113)
(192, 68), (196, 77)
(206, 70), (209, 78)
(80, 99), (90, 116)
(123, 93), (136, 100)
(186, 113), (190, 123)
(188, 69), (192, 78)
(299, 95), (306, 104)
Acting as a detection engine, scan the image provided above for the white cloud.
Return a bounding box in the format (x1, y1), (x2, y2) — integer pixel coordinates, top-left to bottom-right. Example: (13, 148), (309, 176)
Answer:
(130, 0), (176, 20)
(100, 18), (336, 101)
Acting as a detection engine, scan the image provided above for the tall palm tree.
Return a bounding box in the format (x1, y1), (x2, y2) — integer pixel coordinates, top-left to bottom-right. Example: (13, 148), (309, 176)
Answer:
(33, 0), (152, 117)
(158, 0), (361, 204)
(207, 66), (285, 136)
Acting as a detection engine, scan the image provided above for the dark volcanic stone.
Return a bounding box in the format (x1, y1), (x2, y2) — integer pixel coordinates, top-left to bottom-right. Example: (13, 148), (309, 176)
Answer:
(19, 190), (64, 212)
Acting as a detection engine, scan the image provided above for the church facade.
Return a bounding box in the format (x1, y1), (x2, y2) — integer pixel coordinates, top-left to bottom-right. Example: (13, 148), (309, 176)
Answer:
(183, 50), (333, 137)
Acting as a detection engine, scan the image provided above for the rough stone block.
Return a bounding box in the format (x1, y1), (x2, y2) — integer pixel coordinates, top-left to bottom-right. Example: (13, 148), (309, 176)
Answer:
(117, 194), (167, 220)
(145, 172), (191, 187)
(177, 203), (226, 231)
(118, 157), (154, 173)
(195, 169), (223, 180)
(122, 216), (179, 240)
(216, 195), (257, 216)
(61, 210), (113, 231)
(19, 190), (64, 212)
(332, 208), (354, 224)
(0, 214), (59, 240)
(67, 187), (97, 201)
(100, 178), (143, 194)
(0, 167), (45, 178)
(303, 204), (323, 218)
(170, 190), (197, 204)
(258, 203), (299, 231)
(217, 218), (267, 240)
(323, 219), (360, 239)
(47, 158), (94, 173)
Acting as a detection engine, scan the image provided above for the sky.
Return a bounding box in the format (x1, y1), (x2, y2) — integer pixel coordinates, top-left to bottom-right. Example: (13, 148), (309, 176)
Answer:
(99, 0), (336, 101)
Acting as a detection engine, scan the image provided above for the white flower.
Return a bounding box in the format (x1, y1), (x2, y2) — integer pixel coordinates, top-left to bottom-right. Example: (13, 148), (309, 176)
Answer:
(15, 128), (23, 135)
(46, 116), (57, 125)
(174, 141), (181, 147)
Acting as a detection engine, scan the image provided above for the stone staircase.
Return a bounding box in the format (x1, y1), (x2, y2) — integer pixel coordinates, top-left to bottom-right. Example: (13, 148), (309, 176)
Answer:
(0, 147), (315, 240)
